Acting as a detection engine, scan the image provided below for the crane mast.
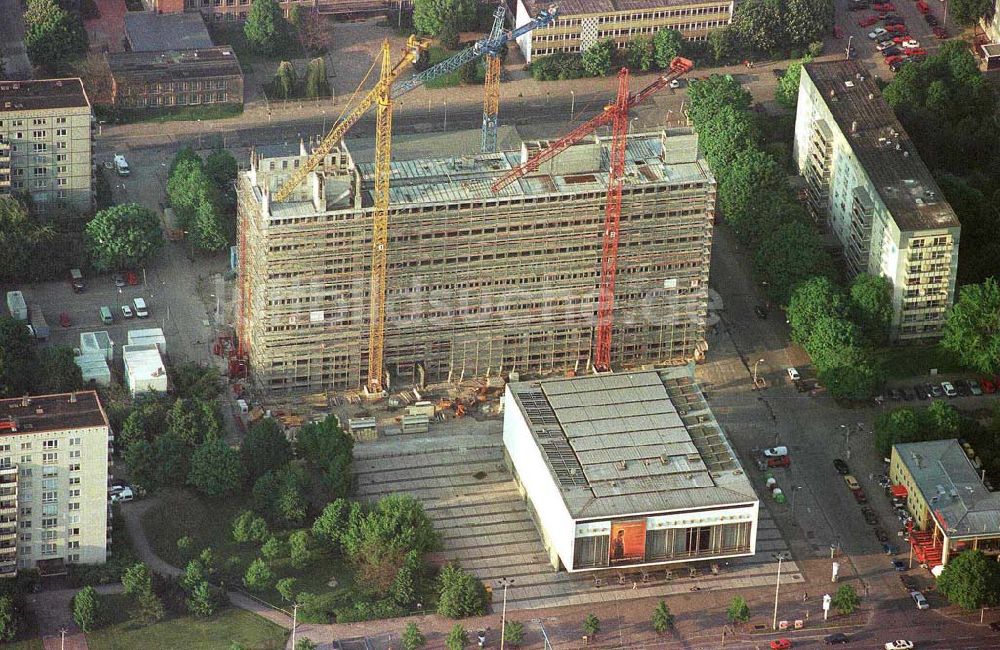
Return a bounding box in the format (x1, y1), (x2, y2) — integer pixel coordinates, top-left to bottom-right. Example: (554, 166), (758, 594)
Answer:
(481, 5), (506, 153)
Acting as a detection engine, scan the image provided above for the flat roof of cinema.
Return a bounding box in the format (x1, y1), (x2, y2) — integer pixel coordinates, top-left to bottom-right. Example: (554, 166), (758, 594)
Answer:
(0, 79), (90, 112)
(507, 368), (756, 520)
(352, 130), (710, 207)
(0, 391), (108, 435)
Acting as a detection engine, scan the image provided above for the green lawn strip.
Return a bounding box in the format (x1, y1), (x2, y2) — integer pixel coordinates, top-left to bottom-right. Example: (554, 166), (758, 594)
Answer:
(5, 638), (43, 650)
(95, 105), (244, 125)
(87, 596), (287, 650)
(880, 344), (968, 380)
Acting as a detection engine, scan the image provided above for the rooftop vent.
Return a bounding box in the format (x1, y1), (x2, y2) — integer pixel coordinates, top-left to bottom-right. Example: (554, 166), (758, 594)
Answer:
(851, 120), (858, 134)
(868, 93), (875, 100)
(844, 80), (855, 88)
(616, 460), (627, 471)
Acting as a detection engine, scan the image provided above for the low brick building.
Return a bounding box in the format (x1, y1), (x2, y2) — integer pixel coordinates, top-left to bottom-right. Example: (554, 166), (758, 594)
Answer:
(107, 47), (244, 111)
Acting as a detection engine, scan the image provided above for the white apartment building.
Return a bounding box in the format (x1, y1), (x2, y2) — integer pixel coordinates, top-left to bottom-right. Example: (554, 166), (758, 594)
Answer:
(793, 60), (961, 342)
(0, 391), (111, 577)
(0, 79), (94, 215)
(503, 368), (758, 572)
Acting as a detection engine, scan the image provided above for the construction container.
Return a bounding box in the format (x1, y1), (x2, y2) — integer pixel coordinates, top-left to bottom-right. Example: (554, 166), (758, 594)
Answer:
(123, 343), (167, 397)
(75, 353), (111, 386)
(28, 304), (49, 340)
(5, 291), (27, 321)
(127, 327), (166, 355)
(348, 417), (377, 437)
(81, 331), (114, 362)
(401, 414), (430, 434)
(407, 401), (436, 418)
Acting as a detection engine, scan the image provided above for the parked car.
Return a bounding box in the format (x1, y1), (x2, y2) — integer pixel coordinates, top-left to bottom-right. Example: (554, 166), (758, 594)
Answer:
(121, 304), (134, 319)
(888, 388), (902, 400)
(929, 383), (944, 398)
(833, 458), (850, 475)
(911, 590), (929, 609)
(770, 640), (792, 650)
(110, 486), (134, 503)
(925, 13), (939, 25)
(981, 377), (997, 394)
(916, 0), (929, 12)
(669, 79), (681, 89)
(901, 39), (920, 49)
(768, 456), (791, 468)
(882, 542), (899, 555)
(933, 25), (947, 38)
(889, 59), (911, 72)
(941, 381), (957, 397)
(862, 507), (878, 524)
(868, 27), (888, 39)
(764, 446), (789, 457)
(906, 48), (927, 57)
(969, 380), (983, 396)
(59, 312), (70, 328)
(872, 2), (895, 11)
(126, 270), (139, 286)
(824, 633), (850, 645)
(755, 305), (769, 319)
(883, 48), (903, 59)
(113, 273), (125, 288)
(874, 527), (889, 542)
(989, 620), (1000, 632)
(901, 388), (914, 401)
(859, 15), (880, 27)
(891, 559), (907, 571)
(787, 367), (801, 382)
(885, 23), (907, 33)
(884, 641), (914, 650)
(114, 154), (130, 177)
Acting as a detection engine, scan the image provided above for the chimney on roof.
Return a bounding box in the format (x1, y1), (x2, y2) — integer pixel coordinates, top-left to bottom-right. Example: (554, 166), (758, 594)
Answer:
(868, 93), (874, 100)
(616, 460), (627, 471)
(829, 89), (836, 100)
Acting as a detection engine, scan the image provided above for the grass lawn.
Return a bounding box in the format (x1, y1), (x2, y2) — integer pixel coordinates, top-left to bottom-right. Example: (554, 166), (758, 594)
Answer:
(87, 597), (287, 650)
(881, 343), (967, 380)
(5, 639), (43, 650)
(423, 46), (485, 89)
(95, 104), (244, 125)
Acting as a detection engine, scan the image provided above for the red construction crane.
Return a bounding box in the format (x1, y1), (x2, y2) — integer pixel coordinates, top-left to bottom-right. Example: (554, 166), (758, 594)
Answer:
(490, 58), (693, 372)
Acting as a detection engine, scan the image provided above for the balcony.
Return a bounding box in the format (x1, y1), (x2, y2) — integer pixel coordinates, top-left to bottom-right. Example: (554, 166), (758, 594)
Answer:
(0, 563), (16, 579)
(0, 501), (16, 516)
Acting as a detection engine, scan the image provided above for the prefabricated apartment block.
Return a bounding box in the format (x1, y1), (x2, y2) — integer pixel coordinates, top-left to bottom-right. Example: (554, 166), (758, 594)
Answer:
(237, 129), (715, 395)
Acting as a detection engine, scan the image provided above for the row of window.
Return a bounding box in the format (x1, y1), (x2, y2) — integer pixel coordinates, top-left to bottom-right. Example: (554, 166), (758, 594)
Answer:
(121, 92), (232, 109)
(0, 117), (68, 128)
(136, 79), (229, 93)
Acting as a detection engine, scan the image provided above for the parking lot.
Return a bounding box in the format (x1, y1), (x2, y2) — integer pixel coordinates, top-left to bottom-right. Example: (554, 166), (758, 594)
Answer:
(840, 0), (952, 78)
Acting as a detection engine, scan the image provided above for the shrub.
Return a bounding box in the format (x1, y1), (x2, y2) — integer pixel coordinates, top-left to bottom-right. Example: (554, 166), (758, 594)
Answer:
(437, 564), (487, 618)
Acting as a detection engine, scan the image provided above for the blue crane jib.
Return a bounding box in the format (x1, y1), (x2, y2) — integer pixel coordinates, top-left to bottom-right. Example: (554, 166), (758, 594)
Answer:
(391, 4), (559, 98)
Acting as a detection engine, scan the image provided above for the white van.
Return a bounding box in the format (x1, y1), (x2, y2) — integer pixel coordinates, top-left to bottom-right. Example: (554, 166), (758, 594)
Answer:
(132, 297), (149, 318)
(113, 154), (130, 177)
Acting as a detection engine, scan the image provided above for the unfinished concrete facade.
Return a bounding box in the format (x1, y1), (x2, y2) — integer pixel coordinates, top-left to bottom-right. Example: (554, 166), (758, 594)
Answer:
(236, 129), (715, 395)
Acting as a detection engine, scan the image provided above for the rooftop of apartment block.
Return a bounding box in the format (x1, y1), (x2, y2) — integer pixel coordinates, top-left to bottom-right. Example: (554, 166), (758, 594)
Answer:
(520, 0), (726, 17)
(0, 79), (90, 113)
(124, 11), (213, 52)
(803, 60), (959, 233)
(0, 391), (108, 435)
(507, 368), (756, 519)
(107, 47), (243, 82)
(895, 439), (1000, 537)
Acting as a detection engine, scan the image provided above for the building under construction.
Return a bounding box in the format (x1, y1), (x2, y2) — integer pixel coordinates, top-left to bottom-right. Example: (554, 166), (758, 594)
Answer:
(236, 128), (716, 395)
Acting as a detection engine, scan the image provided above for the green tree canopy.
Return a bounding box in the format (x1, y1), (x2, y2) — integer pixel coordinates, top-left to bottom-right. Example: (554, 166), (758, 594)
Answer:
(730, 0), (785, 54)
(186, 581), (217, 617)
(305, 58), (331, 98)
(948, 0), (993, 25)
(874, 407), (920, 455)
(806, 316), (862, 371)
(504, 620), (525, 647)
(85, 203), (164, 272)
(784, 0), (833, 45)
(241, 417), (293, 483)
(652, 28), (683, 69)
(167, 398), (221, 447)
(445, 624), (468, 650)
(273, 61), (297, 100)
(718, 148), (784, 237)
(401, 622), (426, 650)
(35, 346), (83, 394)
(582, 39), (615, 77)
(0, 196), (53, 284)
(832, 584), (860, 615)
(167, 158), (229, 252)
(133, 590), (166, 627)
(288, 530), (314, 569)
(935, 173), (1000, 286)
(243, 557), (274, 591)
(686, 74), (752, 127)
(937, 549), (1000, 610)
(204, 150), (239, 205)
(583, 613), (601, 636)
(188, 438), (245, 498)
(437, 564), (487, 618)
(942, 279), (1000, 374)
(627, 37), (654, 72)
(296, 415), (354, 499)
(726, 596), (750, 623)
(849, 273), (893, 344)
(753, 220), (835, 305)
(698, 106), (760, 177)
(787, 276), (846, 345)
(252, 463), (309, 528)
(245, 0), (287, 54)
(73, 586), (99, 632)
(775, 56), (813, 108)
(24, 0), (88, 71)
(169, 147), (202, 176)
(0, 596), (16, 642)
(0, 317), (34, 397)
(312, 498), (349, 544)
(413, 0), (477, 36)
(122, 562), (153, 595)
(652, 600), (675, 634)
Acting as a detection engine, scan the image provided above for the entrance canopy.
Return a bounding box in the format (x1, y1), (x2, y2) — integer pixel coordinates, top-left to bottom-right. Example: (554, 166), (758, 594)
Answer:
(891, 484), (908, 498)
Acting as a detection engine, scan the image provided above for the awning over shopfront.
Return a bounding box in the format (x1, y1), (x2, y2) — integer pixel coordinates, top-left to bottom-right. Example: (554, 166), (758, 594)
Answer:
(891, 484), (908, 498)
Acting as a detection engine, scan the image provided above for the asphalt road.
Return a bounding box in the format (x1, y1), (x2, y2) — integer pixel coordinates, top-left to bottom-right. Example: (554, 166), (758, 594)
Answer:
(0, 0), (32, 79)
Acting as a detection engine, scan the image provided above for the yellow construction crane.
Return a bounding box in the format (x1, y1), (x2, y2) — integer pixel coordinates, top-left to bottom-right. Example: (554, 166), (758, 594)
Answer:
(271, 37), (425, 203)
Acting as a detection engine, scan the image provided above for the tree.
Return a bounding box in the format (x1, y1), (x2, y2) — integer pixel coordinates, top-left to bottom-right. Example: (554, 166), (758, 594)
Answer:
(188, 439), (245, 498)
(730, 0), (785, 54)
(806, 316), (862, 371)
(936, 173), (1000, 287)
(295, 640), (317, 650)
(167, 398), (221, 447)
(277, 577), (298, 603)
(273, 61), (297, 99)
(627, 37), (654, 72)
(413, 0), (477, 36)
(652, 28), (683, 69)
(245, 0), (287, 55)
(942, 279), (1000, 374)
(299, 13), (333, 55)
(652, 600), (675, 634)
(784, 0), (833, 46)
(133, 589), (166, 626)
(949, 0), (993, 25)
(922, 400), (961, 438)
(244, 557), (274, 592)
(0, 196), (52, 284)
(583, 613), (601, 637)
(167, 153), (229, 252)
(261, 536), (287, 561)
(787, 276), (846, 345)
(122, 562), (153, 595)
(177, 536), (194, 560)
(288, 530), (314, 569)
(726, 596), (750, 623)
(937, 549), (1000, 610)
(717, 148), (784, 236)
(187, 580), (217, 617)
(34, 346), (83, 394)
(85, 203), (164, 272)
(155, 433), (193, 489)
(73, 586), (99, 632)
(874, 407), (920, 455)
(296, 415), (354, 499)
(171, 362), (223, 400)
(252, 464), (309, 528)
(775, 56), (812, 108)
(819, 358), (884, 401)
(24, 0), (88, 71)
(698, 107), (760, 179)
(401, 622), (426, 650)
(504, 620), (525, 647)
(189, 197), (229, 252)
(304, 58), (331, 98)
(753, 221), (835, 304)
(437, 564), (487, 618)
(849, 273), (893, 344)
(445, 624), (468, 650)
(389, 552), (418, 606)
(0, 317), (35, 398)
(0, 596), (16, 642)
(438, 20), (460, 50)
(708, 26), (736, 62)
(124, 440), (161, 492)
(582, 39), (614, 77)
(204, 150), (238, 205)
(341, 495), (439, 580)
(241, 418), (292, 483)
(832, 584), (860, 615)
(312, 498), (348, 545)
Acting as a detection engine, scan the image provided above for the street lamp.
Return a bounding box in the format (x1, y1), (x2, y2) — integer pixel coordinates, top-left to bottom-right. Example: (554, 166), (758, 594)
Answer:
(772, 552), (790, 630)
(570, 89), (575, 121)
(443, 101), (448, 132)
(289, 602), (298, 649)
(752, 358), (765, 389)
(497, 577), (514, 650)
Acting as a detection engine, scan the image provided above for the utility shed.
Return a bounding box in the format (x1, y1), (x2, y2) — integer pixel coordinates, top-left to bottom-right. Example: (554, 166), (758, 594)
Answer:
(123, 343), (167, 397)
(127, 328), (166, 355)
(503, 366), (759, 572)
(80, 331), (114, 362)
(75, 353), (111, 387)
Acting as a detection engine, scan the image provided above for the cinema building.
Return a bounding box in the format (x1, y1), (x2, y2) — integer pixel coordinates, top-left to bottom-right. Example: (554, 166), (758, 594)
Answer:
(503, 367), (759, 572)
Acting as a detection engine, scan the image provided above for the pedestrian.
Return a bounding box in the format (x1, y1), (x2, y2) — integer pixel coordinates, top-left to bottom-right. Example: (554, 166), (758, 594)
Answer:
(632, 581), (638, 590)
(802, 592), (808, 603)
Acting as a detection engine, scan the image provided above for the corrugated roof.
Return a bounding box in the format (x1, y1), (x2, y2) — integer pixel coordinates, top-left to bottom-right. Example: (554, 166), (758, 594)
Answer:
(508, 368), (757, 520)
(895, 439), (1000, 537)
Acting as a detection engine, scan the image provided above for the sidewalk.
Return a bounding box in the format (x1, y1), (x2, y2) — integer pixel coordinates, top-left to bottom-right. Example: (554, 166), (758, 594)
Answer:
(28, 585), (123, 650)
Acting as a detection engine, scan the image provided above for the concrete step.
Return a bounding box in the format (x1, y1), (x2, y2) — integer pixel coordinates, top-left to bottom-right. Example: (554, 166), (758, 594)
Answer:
(438, 520), (538, 541)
